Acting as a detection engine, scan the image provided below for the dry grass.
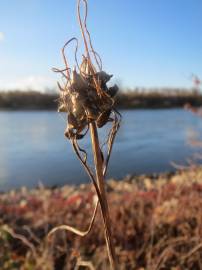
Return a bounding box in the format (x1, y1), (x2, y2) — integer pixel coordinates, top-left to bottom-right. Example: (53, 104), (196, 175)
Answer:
(1, 167), (202, 269)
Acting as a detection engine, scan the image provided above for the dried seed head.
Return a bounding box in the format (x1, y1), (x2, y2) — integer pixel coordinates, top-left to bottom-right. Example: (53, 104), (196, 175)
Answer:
(96, 71), (113, 84)
(108, 84), (119, 97)
(80, 56), (93, 77)
(55, 0), (120, 140)
(71, 68), (88, 90)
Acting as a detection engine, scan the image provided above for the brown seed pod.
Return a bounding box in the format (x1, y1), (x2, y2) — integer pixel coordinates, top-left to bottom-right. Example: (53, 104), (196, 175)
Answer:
(71, 68), (88, 90)
(96, 109), (112, 128)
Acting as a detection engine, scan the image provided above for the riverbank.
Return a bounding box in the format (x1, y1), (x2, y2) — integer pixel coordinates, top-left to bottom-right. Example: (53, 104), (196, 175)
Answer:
(1, 89), (202, 110)
(1, 167), (202, 269)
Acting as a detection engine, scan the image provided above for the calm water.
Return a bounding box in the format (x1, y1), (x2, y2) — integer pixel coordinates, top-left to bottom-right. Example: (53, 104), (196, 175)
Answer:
(1, 109), (202, 191)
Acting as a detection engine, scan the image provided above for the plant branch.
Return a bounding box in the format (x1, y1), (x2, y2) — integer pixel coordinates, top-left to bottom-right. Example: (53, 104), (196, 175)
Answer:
(90, 121), (117, 270)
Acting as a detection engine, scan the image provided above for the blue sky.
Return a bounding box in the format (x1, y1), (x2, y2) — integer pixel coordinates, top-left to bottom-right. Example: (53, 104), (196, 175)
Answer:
(0, 0), (201, 91)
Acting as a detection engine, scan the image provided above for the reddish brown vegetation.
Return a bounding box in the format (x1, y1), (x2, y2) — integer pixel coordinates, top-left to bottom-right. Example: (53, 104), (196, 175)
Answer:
(1, 168), (202, 269)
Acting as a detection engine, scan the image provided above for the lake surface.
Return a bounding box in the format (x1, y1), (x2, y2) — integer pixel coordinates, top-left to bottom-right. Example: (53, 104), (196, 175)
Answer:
(1, 109), (202, 191)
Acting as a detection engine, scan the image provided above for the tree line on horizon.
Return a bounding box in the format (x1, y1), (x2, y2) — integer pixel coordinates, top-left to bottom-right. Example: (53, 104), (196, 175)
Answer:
(0, 88), (201, 110)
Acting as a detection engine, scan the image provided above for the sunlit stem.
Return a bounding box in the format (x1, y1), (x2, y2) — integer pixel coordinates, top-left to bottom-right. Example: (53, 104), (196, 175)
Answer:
(90, 121), (117, 270)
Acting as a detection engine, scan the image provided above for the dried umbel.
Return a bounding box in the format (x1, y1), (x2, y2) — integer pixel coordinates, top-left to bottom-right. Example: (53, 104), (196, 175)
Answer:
(49, 0), (121, 269)
(58, 54), (119, 140)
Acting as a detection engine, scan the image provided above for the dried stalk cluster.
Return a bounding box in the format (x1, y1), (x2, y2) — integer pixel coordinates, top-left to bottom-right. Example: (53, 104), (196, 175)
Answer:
(49, 0), (121, 269)
(58, 61), (119, 139)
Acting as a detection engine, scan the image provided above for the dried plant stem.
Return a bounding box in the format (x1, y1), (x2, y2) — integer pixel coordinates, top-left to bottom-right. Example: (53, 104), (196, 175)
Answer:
(90, 121), (117, 270)
(2, 225), (37, 259)
(47, 199), (98, 238)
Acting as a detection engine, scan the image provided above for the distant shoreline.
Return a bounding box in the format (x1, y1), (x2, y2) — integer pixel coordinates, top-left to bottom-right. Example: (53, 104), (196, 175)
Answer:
(0, 89), (202, 110)
(0, 107), (193, 111)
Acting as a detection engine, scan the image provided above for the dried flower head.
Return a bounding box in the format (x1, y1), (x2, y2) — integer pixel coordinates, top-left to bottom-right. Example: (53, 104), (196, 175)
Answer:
(57, 48), (119, 140)
(53, 0), (120, 141)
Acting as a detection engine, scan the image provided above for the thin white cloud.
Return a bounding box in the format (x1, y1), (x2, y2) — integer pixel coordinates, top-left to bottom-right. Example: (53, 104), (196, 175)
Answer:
(0, 76), (57, 92)
(0, 32), (5, 42)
